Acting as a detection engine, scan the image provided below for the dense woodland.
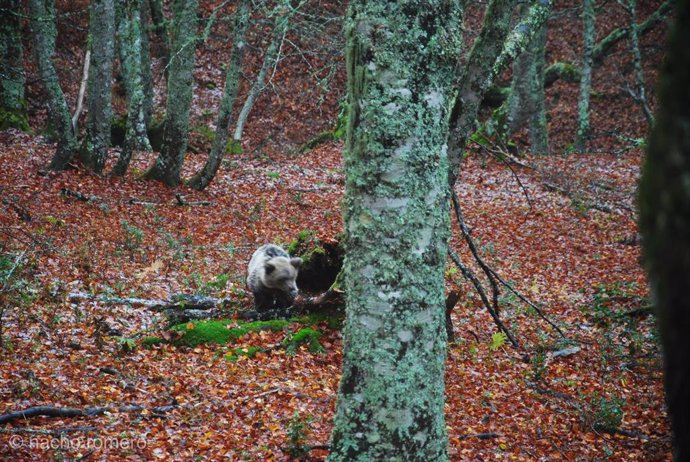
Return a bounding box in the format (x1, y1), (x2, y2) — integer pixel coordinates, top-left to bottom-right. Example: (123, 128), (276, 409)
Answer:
(0, 0), (688, 460)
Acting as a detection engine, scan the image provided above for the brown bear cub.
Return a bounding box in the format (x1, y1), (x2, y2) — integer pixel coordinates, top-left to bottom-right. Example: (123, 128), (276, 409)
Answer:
(246, 244), (302, 319)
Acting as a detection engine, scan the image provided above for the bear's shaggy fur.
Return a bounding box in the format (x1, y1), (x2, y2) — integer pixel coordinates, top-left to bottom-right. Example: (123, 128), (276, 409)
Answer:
(246, 244), (302, 318)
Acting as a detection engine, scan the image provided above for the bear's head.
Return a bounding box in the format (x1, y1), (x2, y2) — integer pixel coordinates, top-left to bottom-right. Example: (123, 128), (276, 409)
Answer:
(263, 256), (302, 297)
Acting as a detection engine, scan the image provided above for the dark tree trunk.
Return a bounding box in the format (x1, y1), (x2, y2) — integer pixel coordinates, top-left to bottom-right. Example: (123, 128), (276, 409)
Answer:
(0, 0), (28, 131)
(639, 1), (690, 461)
(113, 0), (152, 176)
(28, 0), (77, 171)
(144, 0), (197, 186)
(79, 0), (116, 174)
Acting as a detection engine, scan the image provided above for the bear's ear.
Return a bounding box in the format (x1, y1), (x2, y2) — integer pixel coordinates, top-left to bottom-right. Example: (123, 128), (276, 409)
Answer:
(290, 257), (302, 269)
(265, 262), (276, 274)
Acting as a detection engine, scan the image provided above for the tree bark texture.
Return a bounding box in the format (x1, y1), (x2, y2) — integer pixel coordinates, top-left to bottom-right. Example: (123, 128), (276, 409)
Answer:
(506, 1), (550, 154)
(188, 0), (250, 191)
(638, 1), (690, 460)
(447, 0), (517, 185)
(145, 0), (198, 186)
(113, 0), (152, 176)
(0, 0), (28, 131)
(327, 1), (463, 460)
(574, 0), (595, 152)
(28, 0), (77, 170)
(139, 0), (154, 125)
(79, 0), (116, 174)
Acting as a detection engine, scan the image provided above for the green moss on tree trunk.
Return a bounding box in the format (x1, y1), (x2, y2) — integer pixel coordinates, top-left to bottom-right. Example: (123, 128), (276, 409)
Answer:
(327, 1), (463, 460)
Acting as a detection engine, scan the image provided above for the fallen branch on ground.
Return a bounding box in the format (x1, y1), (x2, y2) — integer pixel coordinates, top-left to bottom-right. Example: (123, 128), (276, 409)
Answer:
(0, 403), (181, 425)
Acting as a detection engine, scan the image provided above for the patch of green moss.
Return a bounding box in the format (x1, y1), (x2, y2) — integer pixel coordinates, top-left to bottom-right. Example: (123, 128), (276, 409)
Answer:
(0, 106), (29, 131)
(282, 328), (324, 355)
(141, 336), (165, 347)
(171, 319), (289, 347)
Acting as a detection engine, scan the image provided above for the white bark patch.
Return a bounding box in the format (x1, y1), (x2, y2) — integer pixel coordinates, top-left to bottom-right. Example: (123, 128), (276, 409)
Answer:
(424, 90), (444, 109)
(360, 265), (375, 279)
(383, 102), (401, 114)
(391, 87), (412, 98)
(359, 314), (382, 331)
(413, 431), (428, 445)
(370, 301), (392, 315)
(415, 309), (433, 324)
(377, 408), (414, 432)
(414, 228), (432, 255)
(377, 290), (401, 301)
(362, 196), (410, 215)
(397, 329), (413, 342)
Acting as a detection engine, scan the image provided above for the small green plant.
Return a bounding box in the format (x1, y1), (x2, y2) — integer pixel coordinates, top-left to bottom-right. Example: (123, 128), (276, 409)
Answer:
(116, 336), (137, 354)
(283, 328), (324, 355)
(120, 220), (145, 251)
(266, 171), (281, 180)
(581, 393), (625, 433)
(489, 331), (507, 351)
(528, 350), (548, 382)
(284, 412), (313, 459)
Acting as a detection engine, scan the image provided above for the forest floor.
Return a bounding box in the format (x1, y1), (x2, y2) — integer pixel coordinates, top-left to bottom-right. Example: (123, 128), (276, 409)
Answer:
(0, 0), (673, 460)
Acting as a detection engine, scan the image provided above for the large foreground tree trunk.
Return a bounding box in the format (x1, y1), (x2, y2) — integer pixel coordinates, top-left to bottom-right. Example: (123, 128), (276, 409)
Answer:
(188, 0), (250, 191)
(28, 0), (77, 170)
(327, 1), (462, 460)
(145, 0), (198, 186)
(638, 1), (690, 461)
(79, 0), (116, 174)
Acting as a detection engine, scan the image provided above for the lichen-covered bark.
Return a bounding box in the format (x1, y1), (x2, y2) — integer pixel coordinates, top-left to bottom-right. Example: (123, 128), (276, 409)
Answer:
(28, 0), (77, 170)
(574, 0), (595, 152)
(327, 1), (462, 460)
(79, 0), (116, 174)
(113, 0), (152, 176)
(506, 1), (550, 154)
(145, 0), (198, 186)
(188, 0), (250, 191)
(638, 2), (690, 461)
(232, 0), (291, 143)
(447, 0), (517, 185)
(139, 0), (154, 126)
(0, 0), (28, 131)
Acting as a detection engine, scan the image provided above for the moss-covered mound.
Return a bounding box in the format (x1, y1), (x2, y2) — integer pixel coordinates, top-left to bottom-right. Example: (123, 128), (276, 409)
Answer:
(287, 230), (343, 293)
(171, 319), (289, 347)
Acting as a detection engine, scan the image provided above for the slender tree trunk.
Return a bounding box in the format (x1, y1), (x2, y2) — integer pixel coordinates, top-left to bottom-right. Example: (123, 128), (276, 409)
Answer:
(0, 0), (28, 131)
(232, 4), (290, 143)
(28, 0), (77, 171)
(113, 0), (152, 176)
(626, 0), (654, 129)
(506, 2), (550, 154)
(447, 0), (518, 185)
(327, 1), (462, 460)
(139, 0), (154, 126)
(638, 1), (690, 460)
(79, 0), (116, 174)
(144, 0), (198, 186)
(148, 0), (170, 67)
(574, 0), (595, 152)
(188, 0), (250, 191)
